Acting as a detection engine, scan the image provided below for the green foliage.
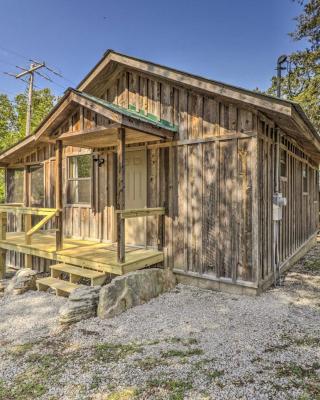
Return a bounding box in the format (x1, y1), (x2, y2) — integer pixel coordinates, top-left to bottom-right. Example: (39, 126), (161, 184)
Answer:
(94, 342), (143, 362)
(0, 88), (56, 203)
(15, 88), (56, 137)
(266, 0), (320, 132)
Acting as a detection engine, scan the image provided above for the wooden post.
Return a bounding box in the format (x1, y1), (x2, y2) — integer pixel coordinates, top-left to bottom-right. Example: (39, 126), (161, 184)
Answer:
(24, 165), (32, 268)
(117, 127), (126, 263)
(55, 140), (63, 251)
(0, 212), (7, 279)
(157, 213), (165, 251)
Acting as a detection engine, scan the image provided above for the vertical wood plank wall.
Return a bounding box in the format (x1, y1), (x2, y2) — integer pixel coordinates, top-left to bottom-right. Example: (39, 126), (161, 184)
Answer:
(258, 115), (319, 284)
(104, 69), (259, 283)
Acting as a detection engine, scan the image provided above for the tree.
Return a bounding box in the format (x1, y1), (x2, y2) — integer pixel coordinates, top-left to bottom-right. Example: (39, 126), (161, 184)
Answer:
(0, 88), (57, 202)
(0, 94), (17, 152)
(15, 88), (57, 137)
(266, 0), (320, 132)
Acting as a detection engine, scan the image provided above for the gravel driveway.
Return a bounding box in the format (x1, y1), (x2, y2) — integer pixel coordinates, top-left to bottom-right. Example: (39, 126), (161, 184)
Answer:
(0, 243), (319, 400)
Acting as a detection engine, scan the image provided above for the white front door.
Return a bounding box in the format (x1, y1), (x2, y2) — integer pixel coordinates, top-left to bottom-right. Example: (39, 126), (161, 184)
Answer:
(125, 149), (147, 246)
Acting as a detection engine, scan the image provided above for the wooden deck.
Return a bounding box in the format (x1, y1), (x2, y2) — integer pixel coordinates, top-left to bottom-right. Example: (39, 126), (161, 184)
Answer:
(0, 232), (164, 275)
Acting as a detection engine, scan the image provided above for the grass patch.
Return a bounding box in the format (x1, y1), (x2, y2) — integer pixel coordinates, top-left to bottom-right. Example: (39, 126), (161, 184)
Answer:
(292, 337), (320, 347)
(8, 343), (34, 356)
(167, 337), (199, 346)
(303, 260), (320, 272)
(136, 356), (168, 370)
(89, 374), (104, 390)
(193, 358), (216, 368)
(0, 343), (82, 400)
(105, 388), (137, 400)
(276, 362), (320, 379)
(0, 379), (10, 400)
(263, 343), (290, 353)
(207, 369), (224, 380)
(9, 375), (47, 400)
(145, 378), (192, 400)
(161, 348), (203, 358)
(95, 343), (143, 362)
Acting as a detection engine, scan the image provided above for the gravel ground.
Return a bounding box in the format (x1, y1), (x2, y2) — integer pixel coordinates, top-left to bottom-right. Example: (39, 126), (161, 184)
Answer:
(0, 244), (320, 400)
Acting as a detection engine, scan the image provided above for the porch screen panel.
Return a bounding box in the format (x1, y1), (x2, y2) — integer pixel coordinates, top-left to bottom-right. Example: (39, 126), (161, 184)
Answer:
(67, 155), (91, 204)
(6, 168), (24, 203)
(30, 165), (44, 207)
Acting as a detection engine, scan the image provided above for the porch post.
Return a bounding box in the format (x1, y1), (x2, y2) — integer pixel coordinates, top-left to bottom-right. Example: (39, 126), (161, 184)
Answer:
(0, 212), (7, 279)
(117, 127), (126, 263)
(55, 140), (63, 251)
(24, 165), (33, 268)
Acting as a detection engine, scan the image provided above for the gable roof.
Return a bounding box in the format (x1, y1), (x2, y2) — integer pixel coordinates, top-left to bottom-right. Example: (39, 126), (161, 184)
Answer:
(77, 49), (320, 151)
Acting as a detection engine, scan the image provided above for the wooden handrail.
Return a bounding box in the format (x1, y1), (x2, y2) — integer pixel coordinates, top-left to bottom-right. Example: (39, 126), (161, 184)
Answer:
(0, 205), (62, 251)
(0, 204), (59, 216)
(115, 207), (165, 262)
(116, 207), (166, 219)
(26, 211), (57, 237)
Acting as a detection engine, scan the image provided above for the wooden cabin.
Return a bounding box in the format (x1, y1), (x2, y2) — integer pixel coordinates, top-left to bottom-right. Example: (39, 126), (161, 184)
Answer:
(0, 50), (319, 295)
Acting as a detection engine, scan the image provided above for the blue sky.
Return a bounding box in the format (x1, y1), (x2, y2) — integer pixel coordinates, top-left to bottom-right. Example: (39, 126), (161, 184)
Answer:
(0, 0), (306, 100)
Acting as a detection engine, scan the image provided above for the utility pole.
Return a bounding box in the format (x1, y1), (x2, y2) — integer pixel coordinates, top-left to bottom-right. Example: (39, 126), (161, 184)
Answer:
(15, 62), (45, 136)
(276, 55), (287, 98)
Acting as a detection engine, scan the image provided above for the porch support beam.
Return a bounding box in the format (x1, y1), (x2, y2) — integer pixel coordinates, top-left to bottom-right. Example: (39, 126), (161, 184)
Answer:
(55, 140), (63, 251)
(23, 165), (32, 268)
(0, 212), (7, 279)
(117, 127), (126, 263)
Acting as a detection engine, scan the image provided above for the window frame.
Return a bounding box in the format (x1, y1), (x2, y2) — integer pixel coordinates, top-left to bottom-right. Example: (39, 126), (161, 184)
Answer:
(280, 149), (287, 180)
(302, 163), (309, 195)
(29, 163), (45, 208)
(6, 168), (24, 204)
(66, 154), (92, 206)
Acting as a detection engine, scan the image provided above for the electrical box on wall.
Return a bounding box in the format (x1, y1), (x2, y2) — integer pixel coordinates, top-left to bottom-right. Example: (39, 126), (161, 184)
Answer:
(273, 193), (287, 221)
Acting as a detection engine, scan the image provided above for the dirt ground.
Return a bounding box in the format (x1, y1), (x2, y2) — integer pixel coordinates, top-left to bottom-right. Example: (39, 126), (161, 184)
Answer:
(0, 241), (319, 400)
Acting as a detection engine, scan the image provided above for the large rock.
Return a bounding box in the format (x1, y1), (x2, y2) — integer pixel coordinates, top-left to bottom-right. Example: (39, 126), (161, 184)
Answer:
(59, 286), (101, 325)
(98, 268), (176, 319)
(5, 268), (37, 295)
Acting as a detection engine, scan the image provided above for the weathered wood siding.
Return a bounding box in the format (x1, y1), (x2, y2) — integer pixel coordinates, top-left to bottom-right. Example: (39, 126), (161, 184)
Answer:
(100, 68), (259, 283)
(5, 66), (318, 288)
(258, 115), (319, 284)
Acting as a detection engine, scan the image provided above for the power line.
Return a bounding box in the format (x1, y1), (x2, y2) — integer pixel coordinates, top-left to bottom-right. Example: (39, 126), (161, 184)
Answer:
(0, 44), (76, 86)
(0, 45), (29, 62)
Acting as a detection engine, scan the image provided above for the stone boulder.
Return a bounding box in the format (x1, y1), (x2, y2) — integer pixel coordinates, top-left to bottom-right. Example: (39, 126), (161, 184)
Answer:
(59, 286), (101, 325)
(5, 268), (37, 295)
(98, 268), (176, 319)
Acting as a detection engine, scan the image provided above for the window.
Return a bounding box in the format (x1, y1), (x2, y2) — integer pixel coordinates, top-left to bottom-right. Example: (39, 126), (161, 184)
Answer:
(6, 168), (24, 203)
(30, 165), (44, 207)
(302, 164), (308, 193)
(280, 149), (287, 178)
(67, 155), (91, 204)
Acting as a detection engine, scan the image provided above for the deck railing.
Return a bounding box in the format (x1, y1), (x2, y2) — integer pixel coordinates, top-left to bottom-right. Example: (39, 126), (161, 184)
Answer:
(0, 204), (62, 260)
(115, 207), (166, 263)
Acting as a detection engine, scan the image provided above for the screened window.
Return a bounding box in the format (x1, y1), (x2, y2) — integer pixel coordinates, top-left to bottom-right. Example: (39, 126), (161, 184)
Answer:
(6, 168), (24, 203)
(67, 155), (91, 204)
(30, 165), (44, 207)
(302, 164), (308, 193)
(280, 149), (287, 178)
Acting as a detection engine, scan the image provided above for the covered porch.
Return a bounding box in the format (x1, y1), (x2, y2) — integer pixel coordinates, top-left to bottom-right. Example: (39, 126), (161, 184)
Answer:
(0, 89), (177, 279)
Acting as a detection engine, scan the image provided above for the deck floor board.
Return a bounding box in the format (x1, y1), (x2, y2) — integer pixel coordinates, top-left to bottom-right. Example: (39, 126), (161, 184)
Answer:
(0, 232), (163, 275)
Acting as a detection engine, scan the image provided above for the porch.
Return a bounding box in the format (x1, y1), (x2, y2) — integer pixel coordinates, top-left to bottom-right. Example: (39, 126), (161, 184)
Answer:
(0, 90), (177, 283)
(0, 204), (165, 277)
(0, 231), (164, 275)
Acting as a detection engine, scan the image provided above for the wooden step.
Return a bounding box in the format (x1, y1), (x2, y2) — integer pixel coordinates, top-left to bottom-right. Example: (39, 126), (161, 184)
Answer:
(36, 277), (80, 297)
(49, 263), (107, 286)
